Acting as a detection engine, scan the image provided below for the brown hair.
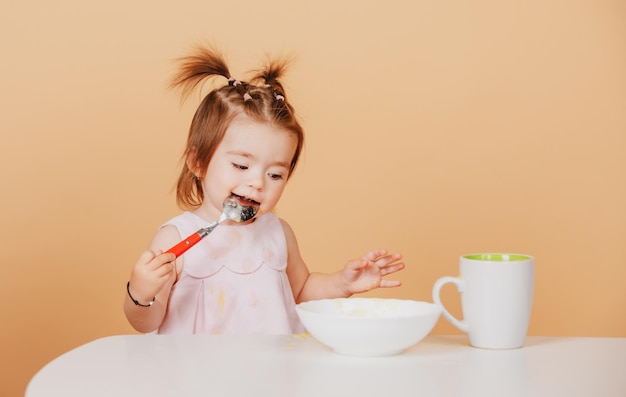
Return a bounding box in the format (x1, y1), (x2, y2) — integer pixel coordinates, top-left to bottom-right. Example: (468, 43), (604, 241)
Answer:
(169, 45), (304, 210)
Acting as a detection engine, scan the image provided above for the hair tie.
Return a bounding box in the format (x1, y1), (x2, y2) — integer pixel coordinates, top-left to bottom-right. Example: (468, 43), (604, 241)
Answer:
(275, 94), (285, 102)
(243, 93), (252, 101)
(228, 78), (242, 87)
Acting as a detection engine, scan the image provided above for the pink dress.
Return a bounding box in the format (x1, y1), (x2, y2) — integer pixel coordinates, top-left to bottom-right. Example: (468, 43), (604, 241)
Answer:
(157, 212), (304, 334)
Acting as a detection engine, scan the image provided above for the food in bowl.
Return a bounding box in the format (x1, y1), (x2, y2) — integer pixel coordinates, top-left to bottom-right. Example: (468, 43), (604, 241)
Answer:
(295, 298), (441, 356)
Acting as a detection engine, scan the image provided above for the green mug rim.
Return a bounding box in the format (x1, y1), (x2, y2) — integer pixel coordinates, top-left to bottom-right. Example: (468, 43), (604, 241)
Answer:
(463, 253), (532, 262)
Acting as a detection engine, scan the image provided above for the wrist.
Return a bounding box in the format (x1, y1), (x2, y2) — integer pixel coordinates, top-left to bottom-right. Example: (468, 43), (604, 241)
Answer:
(337, 272), (353, 298)
(126, 281), (155, 307)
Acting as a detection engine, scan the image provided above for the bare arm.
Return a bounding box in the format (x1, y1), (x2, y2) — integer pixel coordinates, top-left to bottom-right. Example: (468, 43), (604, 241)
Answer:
(123, 225), (183, 333)
(281, 219), (405, 303)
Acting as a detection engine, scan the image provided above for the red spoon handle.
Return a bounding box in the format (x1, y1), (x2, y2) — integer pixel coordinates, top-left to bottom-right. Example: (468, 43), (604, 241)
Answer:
(165, 232), (202, 258)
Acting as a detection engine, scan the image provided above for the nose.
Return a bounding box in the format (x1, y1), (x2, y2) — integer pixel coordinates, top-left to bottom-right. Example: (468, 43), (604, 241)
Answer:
(246, 171), (264, 191)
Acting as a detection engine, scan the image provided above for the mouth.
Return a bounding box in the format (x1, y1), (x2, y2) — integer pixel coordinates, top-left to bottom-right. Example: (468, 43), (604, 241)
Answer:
(230, 193), (260, 209)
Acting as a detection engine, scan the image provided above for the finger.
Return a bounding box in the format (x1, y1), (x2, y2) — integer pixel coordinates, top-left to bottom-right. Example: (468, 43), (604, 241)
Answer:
(379, 279), (402, 288)
(362, 249), (388, 262)
(147, 252), (176, 270)
(373, 253), (403, 268)
(154, 259), (176, 278)
(161, 252), (176, 263)
(136, 250), (157, 266)
(380, 263), (405, 276)
(347, 258), (369, 271)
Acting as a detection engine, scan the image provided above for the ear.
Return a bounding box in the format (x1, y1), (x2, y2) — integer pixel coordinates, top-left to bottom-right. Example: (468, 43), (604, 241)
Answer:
(185, 147), (201, 177)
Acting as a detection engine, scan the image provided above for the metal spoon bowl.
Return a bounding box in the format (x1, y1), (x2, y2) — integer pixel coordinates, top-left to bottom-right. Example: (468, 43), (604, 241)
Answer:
(222, 197), (257, 223)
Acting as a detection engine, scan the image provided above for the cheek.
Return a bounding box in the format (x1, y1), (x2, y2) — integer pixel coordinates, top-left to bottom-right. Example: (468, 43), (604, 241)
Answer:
(268, 182), (287, 200)
(205, 161), (234, 183)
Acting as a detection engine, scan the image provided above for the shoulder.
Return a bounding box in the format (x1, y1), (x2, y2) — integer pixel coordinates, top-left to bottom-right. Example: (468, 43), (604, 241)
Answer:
(276, 217), (300, 250)
(277, 216), (294, 235)
(147, 212), (195, 253)
(162, 212), (199, 228)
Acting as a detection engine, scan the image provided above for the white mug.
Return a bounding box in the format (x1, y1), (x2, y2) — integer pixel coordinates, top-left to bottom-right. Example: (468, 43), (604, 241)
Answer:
(432, 253), (534, 349)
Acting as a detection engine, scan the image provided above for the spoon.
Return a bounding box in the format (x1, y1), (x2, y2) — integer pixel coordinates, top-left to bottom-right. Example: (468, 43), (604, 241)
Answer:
(165, 198), (258, 258)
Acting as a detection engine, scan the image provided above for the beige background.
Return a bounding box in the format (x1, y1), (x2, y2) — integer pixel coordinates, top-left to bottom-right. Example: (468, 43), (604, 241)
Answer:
(2, 0), (625, 395)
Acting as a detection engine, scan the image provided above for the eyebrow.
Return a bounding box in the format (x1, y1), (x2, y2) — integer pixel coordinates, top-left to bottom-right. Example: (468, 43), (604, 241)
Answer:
(227, 150), (291, 169)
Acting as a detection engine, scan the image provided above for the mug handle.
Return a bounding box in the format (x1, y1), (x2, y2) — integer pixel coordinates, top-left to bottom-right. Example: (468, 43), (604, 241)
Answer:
(432, 276), (468, 333)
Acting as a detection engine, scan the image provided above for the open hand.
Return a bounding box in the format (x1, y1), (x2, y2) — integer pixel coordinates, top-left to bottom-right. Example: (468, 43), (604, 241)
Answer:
(340, 249), (405, 295)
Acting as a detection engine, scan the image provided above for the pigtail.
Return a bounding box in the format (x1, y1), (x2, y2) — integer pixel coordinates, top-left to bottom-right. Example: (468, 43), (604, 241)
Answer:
(169, 45), (232, 102)
(251, 58), (292, 100)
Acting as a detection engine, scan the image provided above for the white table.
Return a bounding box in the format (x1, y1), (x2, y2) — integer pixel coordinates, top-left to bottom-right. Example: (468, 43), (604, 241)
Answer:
(26, 334), (626, 397)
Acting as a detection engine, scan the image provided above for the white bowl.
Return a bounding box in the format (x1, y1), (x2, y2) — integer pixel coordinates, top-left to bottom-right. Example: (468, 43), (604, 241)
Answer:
(295, 298), (442, 356)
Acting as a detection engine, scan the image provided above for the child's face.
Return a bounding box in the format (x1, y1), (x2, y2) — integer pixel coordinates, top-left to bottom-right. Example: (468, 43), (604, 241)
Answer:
(199, 115), (298, 220)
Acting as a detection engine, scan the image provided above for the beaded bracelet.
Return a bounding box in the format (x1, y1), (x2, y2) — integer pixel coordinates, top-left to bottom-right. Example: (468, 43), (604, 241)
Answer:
(126, 282), (155, 307)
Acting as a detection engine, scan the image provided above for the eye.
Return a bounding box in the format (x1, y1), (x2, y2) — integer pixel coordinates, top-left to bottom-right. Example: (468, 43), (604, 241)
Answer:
(232, 163), (248, 170)
(269, 173), (284, 180)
